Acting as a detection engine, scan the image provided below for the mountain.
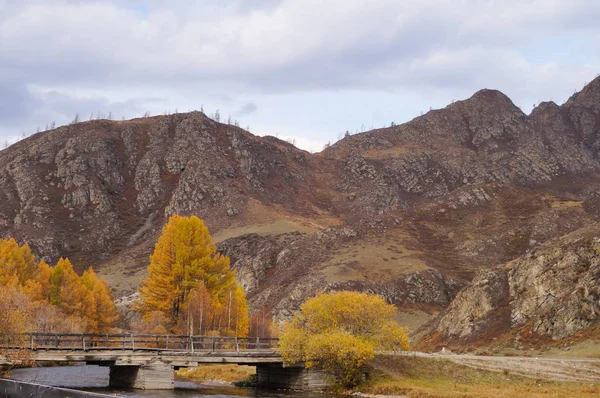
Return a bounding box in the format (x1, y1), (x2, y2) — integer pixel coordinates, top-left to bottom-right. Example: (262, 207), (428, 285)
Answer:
(2, 76), (600, 339)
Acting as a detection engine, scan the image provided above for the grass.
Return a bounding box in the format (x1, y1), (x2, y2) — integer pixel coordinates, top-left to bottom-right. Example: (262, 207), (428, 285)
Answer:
(212, 220), (318, 242)
(356, 355), (600, 398)
(394, 309), (439, 335)
(320, 236), (429, 284)
(175, 364), (256, 383)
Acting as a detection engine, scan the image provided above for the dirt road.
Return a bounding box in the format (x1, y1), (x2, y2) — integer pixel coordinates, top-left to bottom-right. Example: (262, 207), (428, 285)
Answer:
(409, 352), (600, 382)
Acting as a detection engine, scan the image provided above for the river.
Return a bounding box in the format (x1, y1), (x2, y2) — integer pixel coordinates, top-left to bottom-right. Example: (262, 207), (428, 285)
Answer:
(8, 365), (343, 397)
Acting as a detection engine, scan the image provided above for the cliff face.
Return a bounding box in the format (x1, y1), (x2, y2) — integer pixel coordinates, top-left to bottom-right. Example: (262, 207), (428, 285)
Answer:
(3, 77), (600, 335)
(426, 226), (600, 345)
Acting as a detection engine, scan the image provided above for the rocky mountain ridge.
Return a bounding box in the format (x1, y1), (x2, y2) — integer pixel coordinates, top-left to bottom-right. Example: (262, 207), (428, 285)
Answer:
(2, 76), (600, 340)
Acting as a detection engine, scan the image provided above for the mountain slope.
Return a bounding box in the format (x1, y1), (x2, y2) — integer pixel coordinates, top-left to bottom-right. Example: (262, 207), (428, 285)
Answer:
(2, 77), (600, 335)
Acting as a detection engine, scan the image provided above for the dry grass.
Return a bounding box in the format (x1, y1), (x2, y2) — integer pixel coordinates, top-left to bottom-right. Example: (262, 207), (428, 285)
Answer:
(175, 364), (255, 382)
(541, 194), (584, 210)
(395, 309), (439, 335)
(212, 220), (318, 243)
(321, 237), (429, 284)
(211, 198), (340, 243)
(358, 355), (600, 398)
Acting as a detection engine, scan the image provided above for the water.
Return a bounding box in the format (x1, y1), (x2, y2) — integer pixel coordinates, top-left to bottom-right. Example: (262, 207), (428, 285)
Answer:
(9, 365), (342, 398)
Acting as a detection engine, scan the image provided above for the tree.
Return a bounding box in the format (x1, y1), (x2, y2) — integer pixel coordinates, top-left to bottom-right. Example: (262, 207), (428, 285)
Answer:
(178, 283), (212, 335)
(50, 258), (92, 328)
(22, 260), (52, 302)
(81, 267), (117, 333)
(0, 238), (37, 286)
(279, 291), (410, 388)
(250, 309), (277, 338)
(0, 282), (33, 366)
(228, 285), (249, 337)
(136, 215), (237, 326)
(0, 239), (116, 335)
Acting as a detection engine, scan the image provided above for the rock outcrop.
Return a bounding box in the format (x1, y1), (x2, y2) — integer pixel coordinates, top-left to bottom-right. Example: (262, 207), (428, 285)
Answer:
(429, 226), (600, 342)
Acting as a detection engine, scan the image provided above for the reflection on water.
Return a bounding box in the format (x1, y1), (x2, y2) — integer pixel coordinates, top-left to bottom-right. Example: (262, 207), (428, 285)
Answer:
(9, 365), (342, 398)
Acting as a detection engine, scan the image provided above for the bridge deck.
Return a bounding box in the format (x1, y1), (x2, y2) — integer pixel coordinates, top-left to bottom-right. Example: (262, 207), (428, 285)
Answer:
(0, 333), (282, 367)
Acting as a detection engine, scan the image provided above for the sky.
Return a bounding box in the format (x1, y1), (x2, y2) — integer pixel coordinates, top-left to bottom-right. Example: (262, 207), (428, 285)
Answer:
(0, 0), (599, 152)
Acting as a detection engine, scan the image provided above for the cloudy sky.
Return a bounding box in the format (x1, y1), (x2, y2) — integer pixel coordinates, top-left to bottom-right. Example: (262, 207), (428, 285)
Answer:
(1, 0), (599, 151)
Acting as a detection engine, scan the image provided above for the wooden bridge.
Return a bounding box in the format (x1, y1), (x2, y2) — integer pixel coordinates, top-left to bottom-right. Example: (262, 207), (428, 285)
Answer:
(0, 333), (328, 390)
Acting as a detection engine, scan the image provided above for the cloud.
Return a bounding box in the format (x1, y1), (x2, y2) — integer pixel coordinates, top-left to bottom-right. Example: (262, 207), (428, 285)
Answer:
(2, 0), (598, 91)
(0, 0), (599, 144)
(233, 103), (257, 117)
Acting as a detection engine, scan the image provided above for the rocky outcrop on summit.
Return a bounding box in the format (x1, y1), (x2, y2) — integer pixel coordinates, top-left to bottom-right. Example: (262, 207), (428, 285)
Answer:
(429, 226), (600, 342)
(326, 84), (600, 217)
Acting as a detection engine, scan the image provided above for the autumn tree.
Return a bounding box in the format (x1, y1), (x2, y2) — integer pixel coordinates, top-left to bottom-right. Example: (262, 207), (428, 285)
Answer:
(81, 267), (117, 333)
(136, 215), (244, 332)
(279, 291), (410, 388)
(0, 238), (37, 286)
(250, 309), (277, 338)
(178, 283), (213, 335)
(225, 285), (249, 337)
(0, 239), (117, 335)
(0, 282), (33, 369)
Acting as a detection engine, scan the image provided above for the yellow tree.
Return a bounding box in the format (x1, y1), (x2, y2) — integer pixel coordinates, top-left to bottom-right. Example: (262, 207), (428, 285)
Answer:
(136, 215), (237, 325)
(50, 258), (92, 331)
(279, 291), (410, 388)
(0, 278), (34, 365)
(0, 238), (37, 286)
(81, 267), (117, 333)
(229, 286), (249, 337)
(178, 283), (213, 335)
(22, 260), (53, 302)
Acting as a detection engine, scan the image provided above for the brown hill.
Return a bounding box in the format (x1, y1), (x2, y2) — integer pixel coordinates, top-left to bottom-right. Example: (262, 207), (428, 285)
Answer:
(3, 76), (600, 335)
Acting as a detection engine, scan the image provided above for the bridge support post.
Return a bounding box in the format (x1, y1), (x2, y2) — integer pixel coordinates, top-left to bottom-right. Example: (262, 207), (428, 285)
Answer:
(256, 363), (331, 391)
(109, 361), (174, 389)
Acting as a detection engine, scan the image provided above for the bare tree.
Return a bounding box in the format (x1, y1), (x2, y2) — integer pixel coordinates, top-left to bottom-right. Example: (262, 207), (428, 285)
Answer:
(90, 112), (94, 121)
(214, 109), (221, 122)
(50, 121), (56, 129)
(71, 113), (80, 124)
(108, 111), (113, 120)
(143, 111), (151, 118)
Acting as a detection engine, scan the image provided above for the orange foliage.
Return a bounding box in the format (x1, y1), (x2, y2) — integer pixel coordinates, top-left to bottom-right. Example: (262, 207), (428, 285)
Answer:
(0, 238), (117, 337)
(135, 215), (249, 336)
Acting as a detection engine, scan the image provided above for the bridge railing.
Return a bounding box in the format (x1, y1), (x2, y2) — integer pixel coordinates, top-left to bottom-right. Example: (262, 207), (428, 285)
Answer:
(11, 333), (279, 353)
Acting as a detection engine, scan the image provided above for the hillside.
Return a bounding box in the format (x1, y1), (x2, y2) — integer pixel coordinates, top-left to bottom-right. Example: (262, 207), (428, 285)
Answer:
(3, 77), (600, 337)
